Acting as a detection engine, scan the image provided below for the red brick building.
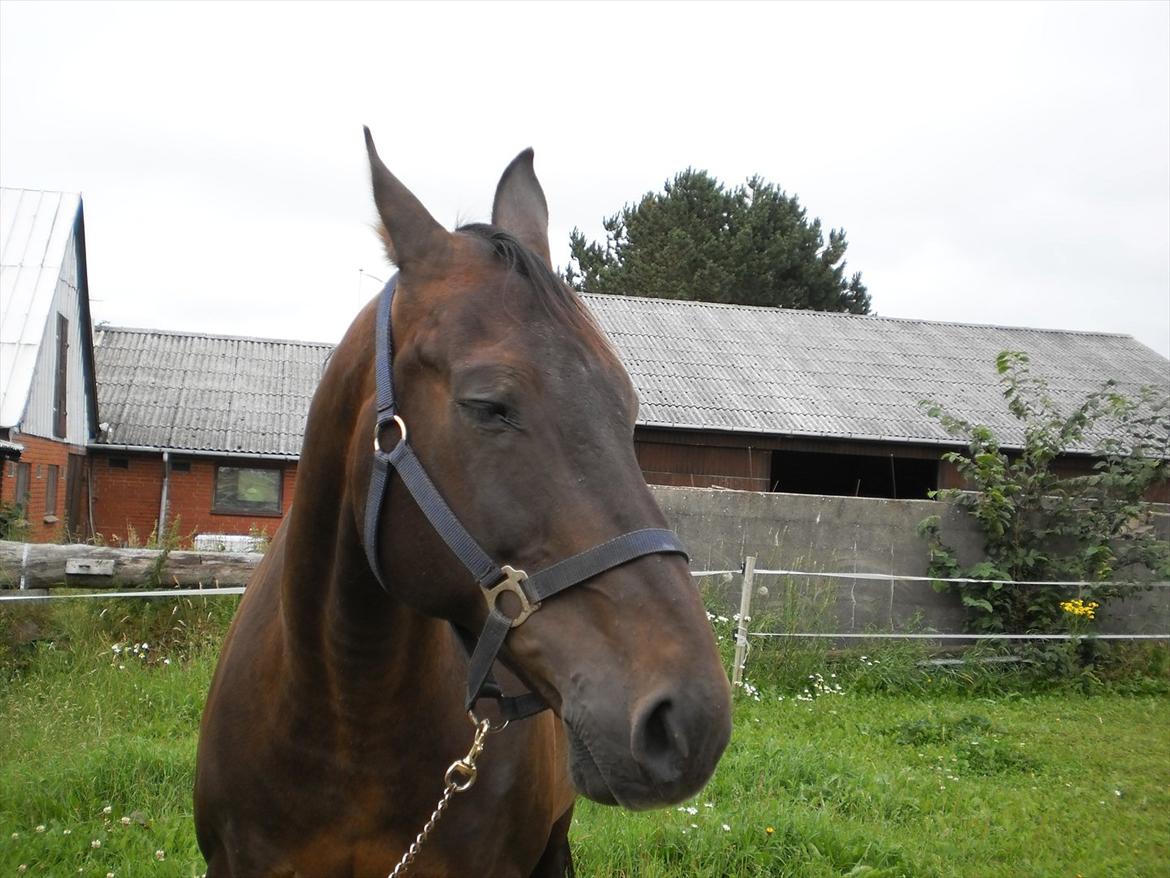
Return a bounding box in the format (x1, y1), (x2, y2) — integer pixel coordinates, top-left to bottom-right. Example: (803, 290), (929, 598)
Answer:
(0, 189), (99, 541)
(88, 327), (327, 546)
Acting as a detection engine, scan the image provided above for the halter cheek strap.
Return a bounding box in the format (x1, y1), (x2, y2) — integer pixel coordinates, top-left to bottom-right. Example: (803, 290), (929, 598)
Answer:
(362, 275), (689, 722)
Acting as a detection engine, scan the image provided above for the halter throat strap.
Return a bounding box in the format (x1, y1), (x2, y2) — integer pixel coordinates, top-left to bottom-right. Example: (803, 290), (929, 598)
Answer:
(362, 275), (688, 721)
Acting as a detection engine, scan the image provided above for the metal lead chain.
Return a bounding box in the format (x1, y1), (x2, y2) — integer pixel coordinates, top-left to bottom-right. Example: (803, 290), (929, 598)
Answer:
(386, 713), (507, 878)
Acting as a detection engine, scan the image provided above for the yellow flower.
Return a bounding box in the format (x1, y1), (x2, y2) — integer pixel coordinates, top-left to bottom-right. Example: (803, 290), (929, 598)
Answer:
(766, 826), (775, 835)
(1060, 598), (1099, 620)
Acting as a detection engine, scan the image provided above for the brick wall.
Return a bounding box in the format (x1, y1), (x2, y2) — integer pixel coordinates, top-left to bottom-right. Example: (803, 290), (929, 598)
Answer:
(89, 451), (297, 546)
(1, 432), (82, 542)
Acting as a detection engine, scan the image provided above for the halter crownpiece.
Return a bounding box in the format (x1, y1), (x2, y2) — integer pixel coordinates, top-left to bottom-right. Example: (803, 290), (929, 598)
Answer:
(362, 274), (689, 721)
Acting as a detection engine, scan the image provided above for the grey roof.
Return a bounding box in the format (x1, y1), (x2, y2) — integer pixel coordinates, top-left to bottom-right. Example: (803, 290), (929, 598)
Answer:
(583, 295), (1169, 450)
(91, 296), (1169, 457)
(93, 326), (332, 457)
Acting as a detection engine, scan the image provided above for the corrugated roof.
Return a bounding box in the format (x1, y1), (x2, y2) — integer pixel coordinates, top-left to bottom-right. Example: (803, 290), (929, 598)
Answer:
(91, 296), (1169, 457)
(93, 327), (333, 457)
(0, 188), (82, 427)
(583, 294), (1170, 450)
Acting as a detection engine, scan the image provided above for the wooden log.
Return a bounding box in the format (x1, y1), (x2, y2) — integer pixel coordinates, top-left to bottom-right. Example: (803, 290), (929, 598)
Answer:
(0, 540), (262, 590)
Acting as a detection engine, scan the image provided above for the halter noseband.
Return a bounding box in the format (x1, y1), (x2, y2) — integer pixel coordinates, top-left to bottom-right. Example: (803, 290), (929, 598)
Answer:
(362, 275), (689, 722)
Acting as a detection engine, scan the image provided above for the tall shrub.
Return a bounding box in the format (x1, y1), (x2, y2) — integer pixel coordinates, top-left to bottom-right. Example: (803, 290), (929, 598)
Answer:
(917, 351), (1169, 634)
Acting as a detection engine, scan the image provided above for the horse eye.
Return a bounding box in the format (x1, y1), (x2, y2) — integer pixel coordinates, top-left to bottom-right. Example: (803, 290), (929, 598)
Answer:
(458, 399), (514, 427)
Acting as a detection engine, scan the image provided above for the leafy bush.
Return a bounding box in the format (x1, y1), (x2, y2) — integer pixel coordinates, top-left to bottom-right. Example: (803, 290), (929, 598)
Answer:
(918, 351), (1169, 635)
(0, 500), (30, 541)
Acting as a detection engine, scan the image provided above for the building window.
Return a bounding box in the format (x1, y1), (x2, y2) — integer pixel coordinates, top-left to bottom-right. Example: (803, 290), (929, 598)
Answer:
(14, 462), (31, 510)
(171, 459), (191, 473)
(53, 314), (69, 439)
(45, 464), (59, 514)
(213, 466), (282, 515)
(107, 457), (129, 469)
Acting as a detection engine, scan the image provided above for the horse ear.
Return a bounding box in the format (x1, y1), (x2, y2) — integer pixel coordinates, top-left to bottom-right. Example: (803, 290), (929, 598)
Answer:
(364, 127), (450, 271)
(491, 148), (552, 268)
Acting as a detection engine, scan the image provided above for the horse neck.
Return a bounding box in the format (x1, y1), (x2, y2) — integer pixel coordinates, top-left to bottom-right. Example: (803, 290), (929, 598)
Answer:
(277, 309), (462, 717)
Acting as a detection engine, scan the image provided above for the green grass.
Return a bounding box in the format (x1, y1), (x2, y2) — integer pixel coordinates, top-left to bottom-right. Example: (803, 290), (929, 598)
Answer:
(2, 602), (1169, 877)
(572, 692), (1170, 877)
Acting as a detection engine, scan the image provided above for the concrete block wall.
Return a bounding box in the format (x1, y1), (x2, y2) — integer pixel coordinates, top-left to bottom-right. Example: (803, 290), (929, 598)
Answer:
(648, 485), (1170, 636)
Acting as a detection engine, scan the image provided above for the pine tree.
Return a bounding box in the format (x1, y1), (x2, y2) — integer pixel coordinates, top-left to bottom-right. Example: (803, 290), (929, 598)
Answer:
(564, 169), (870, 314)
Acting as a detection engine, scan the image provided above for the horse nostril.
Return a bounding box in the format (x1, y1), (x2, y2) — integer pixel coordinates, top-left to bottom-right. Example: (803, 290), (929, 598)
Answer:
(631, 694), (689, 785)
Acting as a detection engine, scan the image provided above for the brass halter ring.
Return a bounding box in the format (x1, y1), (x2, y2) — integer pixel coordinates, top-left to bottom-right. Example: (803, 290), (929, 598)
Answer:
(484, 565), (540, 628)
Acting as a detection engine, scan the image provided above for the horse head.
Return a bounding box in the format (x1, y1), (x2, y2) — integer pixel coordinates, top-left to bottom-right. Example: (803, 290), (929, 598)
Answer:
(356, 129), (731, 810)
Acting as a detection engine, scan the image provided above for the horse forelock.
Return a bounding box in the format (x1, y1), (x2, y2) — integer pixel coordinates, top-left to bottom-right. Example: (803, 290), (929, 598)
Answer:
(455, 223), (622, 369)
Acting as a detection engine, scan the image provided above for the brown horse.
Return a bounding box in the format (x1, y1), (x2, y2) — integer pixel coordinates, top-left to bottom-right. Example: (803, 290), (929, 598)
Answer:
(194, 131), (732, 877)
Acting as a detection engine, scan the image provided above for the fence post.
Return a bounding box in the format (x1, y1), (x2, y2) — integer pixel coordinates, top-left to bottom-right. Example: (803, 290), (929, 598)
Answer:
(732, 555), (756, 687)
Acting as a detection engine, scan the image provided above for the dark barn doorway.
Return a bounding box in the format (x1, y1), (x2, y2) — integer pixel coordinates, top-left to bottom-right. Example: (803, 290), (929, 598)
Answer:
(770, 449), (937, 499)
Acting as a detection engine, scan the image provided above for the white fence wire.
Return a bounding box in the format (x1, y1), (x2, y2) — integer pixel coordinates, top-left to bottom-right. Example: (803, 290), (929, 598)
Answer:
(3, 550), (1167, 688)
(685, 559), (1170, 684)
(3, 553), (1168, 649)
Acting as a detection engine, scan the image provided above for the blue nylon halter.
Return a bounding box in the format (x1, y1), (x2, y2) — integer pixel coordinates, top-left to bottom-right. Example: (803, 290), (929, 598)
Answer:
(361, 274), (689, 721)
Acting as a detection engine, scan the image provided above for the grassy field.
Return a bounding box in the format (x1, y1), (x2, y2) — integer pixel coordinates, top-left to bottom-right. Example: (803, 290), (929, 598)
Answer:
(1, 598), (1168, 877)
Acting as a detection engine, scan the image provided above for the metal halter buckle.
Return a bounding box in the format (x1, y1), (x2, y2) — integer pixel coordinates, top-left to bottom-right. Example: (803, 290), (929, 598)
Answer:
(484, 564), (539, 628)
(374, 414), (407, 454)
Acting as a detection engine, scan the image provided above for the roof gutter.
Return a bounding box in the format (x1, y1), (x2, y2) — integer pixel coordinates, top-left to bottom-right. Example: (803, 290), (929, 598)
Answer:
(87, 443), (300, 462)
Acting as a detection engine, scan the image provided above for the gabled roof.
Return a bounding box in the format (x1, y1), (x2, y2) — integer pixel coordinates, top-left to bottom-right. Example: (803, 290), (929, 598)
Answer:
(583, 294), (1170, 450)
(93, 326), (332, 457)
(92, 296), (1169, 458)
(0, 188), (84, 427)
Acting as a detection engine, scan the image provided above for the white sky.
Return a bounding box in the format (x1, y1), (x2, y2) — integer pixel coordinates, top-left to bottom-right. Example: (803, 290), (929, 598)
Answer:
(2, 1), (1168, 358)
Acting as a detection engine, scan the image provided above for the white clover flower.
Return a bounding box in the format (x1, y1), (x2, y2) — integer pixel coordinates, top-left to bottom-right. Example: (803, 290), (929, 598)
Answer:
(91, 839), (102, 849)
(35, 825), (45, 833)
(102, 805), (112, 815)
(721, 823), (731, 831)
(154, 850), (165, 861)
(120, 816), (131, 826)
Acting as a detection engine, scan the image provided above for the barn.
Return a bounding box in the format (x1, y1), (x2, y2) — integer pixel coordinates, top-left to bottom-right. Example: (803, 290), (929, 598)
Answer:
(0, 188), (99, 541)
(83, 295), (1168, 545)
(586, 295), (1170, 500)
(88, 327), (329, 547)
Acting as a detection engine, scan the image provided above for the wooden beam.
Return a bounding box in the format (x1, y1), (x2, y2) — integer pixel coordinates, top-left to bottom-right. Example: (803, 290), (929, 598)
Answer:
(0, 540), (260, 590)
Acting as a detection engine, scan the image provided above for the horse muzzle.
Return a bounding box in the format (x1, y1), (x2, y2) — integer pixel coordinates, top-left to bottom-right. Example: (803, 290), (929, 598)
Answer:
(562, 680), (732, 810)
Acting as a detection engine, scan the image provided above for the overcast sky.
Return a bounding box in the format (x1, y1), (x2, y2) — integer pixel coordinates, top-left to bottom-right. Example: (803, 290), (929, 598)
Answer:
(2, 1), (1168, 359)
